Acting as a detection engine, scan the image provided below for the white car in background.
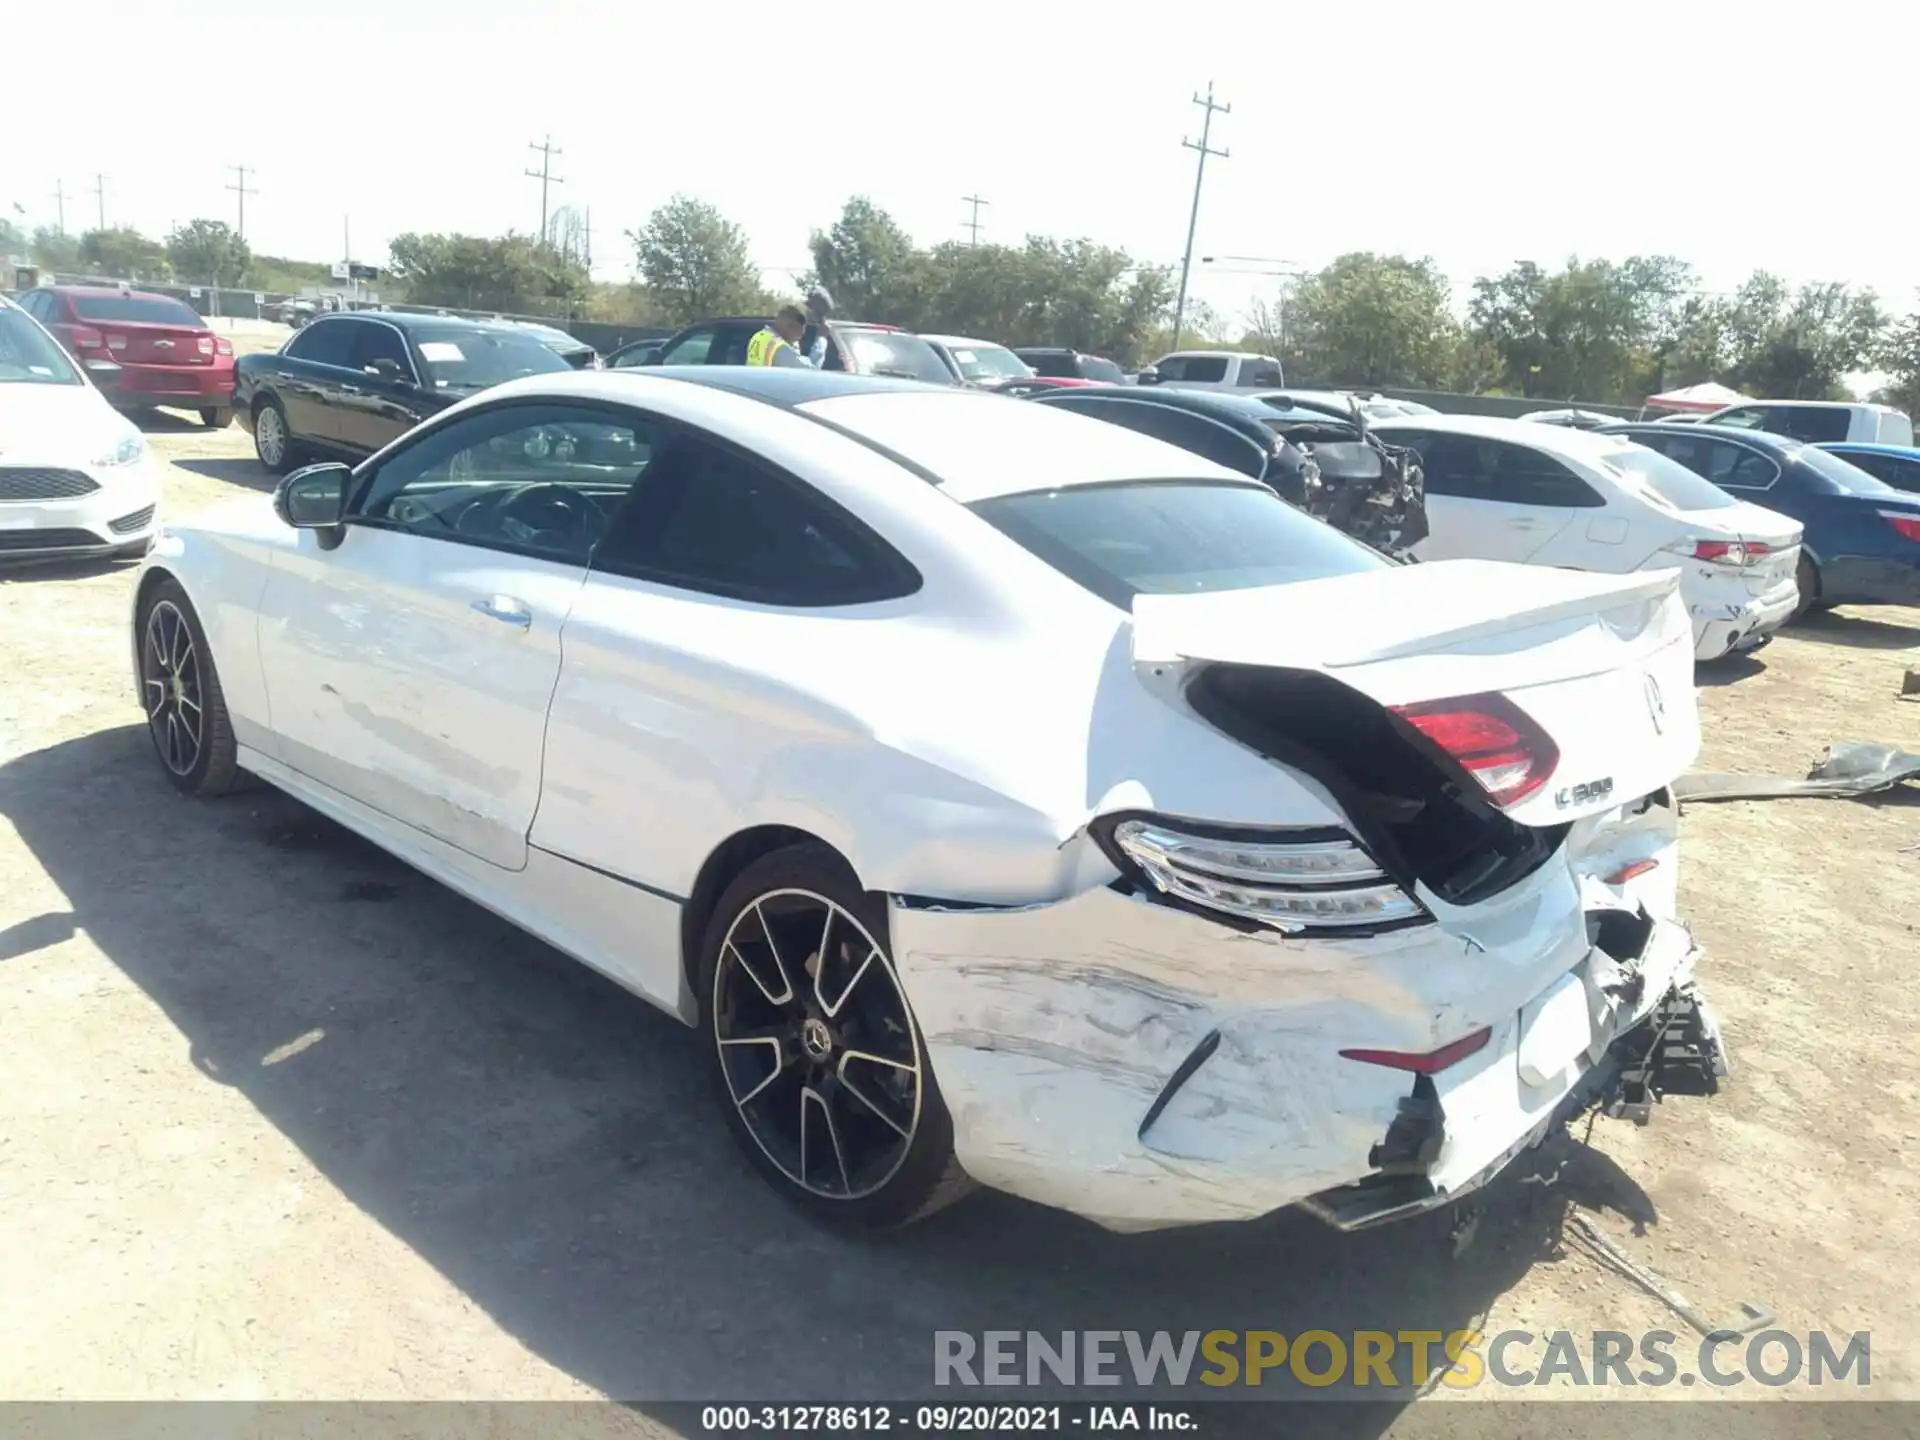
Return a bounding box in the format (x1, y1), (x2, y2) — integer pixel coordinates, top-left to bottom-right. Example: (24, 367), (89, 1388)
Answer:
(1374, 415), (1804, 662)
(918, 334), (1033, 389)
(1144, 350), (1286, 390)
(1696, 399), (1913, 448)
(0, 295), (160, 562)
(130, 368), (1725, 1234)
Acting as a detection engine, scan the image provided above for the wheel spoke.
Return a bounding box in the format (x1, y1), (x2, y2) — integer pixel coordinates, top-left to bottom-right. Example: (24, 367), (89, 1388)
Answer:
(800, 1084), (852, 1196)
(837, 1054), (912, 1138)
(721, 1034), (791, 1106)
(746, 901), (796, 1004)
(819, 943), (878, 1020)
(143, 677), (167, 718)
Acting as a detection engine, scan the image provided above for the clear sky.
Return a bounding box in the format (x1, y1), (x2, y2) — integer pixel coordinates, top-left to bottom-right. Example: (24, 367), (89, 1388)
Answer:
(9, 0), (1917, 328)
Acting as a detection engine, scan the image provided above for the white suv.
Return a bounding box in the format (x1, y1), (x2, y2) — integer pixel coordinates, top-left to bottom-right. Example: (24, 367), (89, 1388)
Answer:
(1145, 350), (1285, 390)
(1700, 400), (1912, 447)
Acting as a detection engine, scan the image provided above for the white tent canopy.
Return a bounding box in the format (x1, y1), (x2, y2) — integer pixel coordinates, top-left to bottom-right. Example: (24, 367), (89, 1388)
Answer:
(1645, 381), (1751, 413)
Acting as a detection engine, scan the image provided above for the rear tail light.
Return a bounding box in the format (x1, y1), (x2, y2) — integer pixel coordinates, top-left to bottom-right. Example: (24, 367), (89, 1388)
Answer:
(1665, 537), (1770, 566)
(197, 335), (215, 356)
(1391, 693), (1560, 809)
(69, 326), (104, 350)
(1098, 817), (1429, 933)
(215, 337), (234, 356)
(1341, 1027), (1492, 1074)
(1878, 511), (1920, 543)
(106, 333), (128, 352)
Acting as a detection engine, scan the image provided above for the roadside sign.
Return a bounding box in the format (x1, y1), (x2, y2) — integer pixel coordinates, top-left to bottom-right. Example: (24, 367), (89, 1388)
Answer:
(254, 292), (266, 305)
(189, 287), (202, 298)
(330, 261), (350, 280)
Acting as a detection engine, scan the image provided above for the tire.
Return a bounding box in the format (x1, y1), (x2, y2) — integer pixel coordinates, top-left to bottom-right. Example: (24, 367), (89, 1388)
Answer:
(253, 397), (296, 474)
(135, 578), (245, 797)
(1790, 554), (1822, 622)
(201, 406), (233, 429)
(697, 843), (971, 1229)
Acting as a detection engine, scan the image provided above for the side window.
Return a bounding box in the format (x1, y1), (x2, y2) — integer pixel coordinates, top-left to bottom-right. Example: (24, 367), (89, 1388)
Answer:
(1404, 435), (1494, 500)
(20, 291), (48, 320)
(1025, 352), (1073, 378)
(593, 433), (918, 606)
(659, 327), (715, 365)
(287, 319), (355, 368)
(1887, 458), (1920, 494)
(1246, 361), (1285, 387)
(1724, 450), (1781, 489)
(1768, 406), (1850, 443)
(1711, 406), (1766, 431)
(1485, 443), (1604, 507)
(353, 403), (654, 565)
(1180, 356), (1230, 383)
(709, 324), (753, 367)
(1155, 357), (1189, 382)
(350, 323), (414, 377)
(1087, 401), (1264, 478)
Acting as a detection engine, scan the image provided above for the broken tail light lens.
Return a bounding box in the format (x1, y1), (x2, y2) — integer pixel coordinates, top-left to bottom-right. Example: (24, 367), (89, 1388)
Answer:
(1663, 538), (1770, 566)
(1102, 818), (1428, 933)
(1391, 692), (1560, 809)
(1878, 511), (1920, 543)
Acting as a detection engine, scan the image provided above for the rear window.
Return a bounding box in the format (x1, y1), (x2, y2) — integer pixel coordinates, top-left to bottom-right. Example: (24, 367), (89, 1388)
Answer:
(411, 326), (572, 388)
(1079, 356), (1126, 383)
(69, 294), (204, 326)
(1791, 444), (1899, 496)
(945, 343), (1032, 382)
(1599, 446), (1738, 511)
(970, 481), (1387, 610)
(841, 330), (955, 384)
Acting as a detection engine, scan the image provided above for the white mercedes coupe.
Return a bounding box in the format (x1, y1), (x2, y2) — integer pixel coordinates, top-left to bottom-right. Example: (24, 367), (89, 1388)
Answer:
(132, 367), (1729, 1234)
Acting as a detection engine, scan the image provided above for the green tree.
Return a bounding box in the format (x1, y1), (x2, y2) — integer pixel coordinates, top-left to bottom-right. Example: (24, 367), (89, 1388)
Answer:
(30, 227), (80, 271)
(629, 196), (762, 324)
(1283, 252), (1456, 387)
(0, 215), (24, 255)
(166, 219), (251, 285)
(1717, 272), (1885, 400)
(1872, 294), (1920, 418)
(1469, 255), (1698, 401)
(76, 226), (170, 281)
(386, 231), (588, 313)
(807, 197), (921, 320)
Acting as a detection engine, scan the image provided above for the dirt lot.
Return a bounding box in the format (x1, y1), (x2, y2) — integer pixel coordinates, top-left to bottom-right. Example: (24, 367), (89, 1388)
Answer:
(1, 411), (1917, 1427)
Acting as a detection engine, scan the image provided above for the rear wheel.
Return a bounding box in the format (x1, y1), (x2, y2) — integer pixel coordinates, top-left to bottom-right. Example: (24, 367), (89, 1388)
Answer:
(201, 406), (232, 429)
(698, 844), (970, 1229)
(137, 579), (244, 797)
(1791, 554), (1823, 621)
(253, 398), (294, 473)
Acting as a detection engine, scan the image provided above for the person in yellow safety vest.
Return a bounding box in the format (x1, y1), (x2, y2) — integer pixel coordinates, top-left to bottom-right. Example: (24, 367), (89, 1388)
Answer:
(746, 305), (812, 367)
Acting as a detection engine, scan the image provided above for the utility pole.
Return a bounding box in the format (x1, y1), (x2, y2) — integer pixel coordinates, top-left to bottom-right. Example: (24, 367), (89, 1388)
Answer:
(92, 173), (109, 231)
(961, 194), (988, 246)
(50, 180), (66, 233)
(226, 164), (257, 240)
(1172, 83), (1230, 350)
(525, 136), (564, 249)
(583, 206), (594, 274)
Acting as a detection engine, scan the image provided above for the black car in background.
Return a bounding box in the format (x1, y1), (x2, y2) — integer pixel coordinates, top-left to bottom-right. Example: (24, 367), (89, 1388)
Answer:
(233, 312), (573, 472)
(1013, 347), (1127, 383)
(1030, 385), (1429, 555)
(605, 337), (668, 369)
(637, 317), (959, 383)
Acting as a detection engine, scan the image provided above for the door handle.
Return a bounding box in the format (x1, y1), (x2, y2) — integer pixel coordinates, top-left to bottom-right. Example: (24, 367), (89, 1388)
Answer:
(471, 596), (532, 629)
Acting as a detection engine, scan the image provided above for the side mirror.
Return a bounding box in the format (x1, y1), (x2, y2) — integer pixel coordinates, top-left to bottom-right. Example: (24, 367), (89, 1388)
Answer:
(366, 358), (406, 382)
(274, 462), (352, 548)
(1136, 366), (1161, 385)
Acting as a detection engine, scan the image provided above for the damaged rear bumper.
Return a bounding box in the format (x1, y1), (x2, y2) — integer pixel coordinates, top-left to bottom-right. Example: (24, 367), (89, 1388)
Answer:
(891, 792), (1719, 1233)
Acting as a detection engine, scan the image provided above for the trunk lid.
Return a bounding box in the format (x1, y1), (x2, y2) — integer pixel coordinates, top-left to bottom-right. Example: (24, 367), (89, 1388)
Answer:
(102, 321), (215, 366)
(1132, 558), (1700, 827)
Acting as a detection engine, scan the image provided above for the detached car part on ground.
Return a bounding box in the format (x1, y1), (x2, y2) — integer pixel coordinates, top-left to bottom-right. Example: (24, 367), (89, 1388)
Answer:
(130, 369), (1727, 1234)
(1032, 386), (1429, 558)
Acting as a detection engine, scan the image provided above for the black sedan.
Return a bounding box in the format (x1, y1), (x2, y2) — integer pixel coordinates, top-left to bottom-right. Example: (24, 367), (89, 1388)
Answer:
(233, 312), (572, 472)
(1029, 385), (1428, 554)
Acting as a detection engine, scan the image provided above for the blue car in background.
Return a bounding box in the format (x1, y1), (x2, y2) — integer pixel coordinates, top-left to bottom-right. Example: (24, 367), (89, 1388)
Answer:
(1817, 442), (1920, 496)
(1599, 422), (1920, 616)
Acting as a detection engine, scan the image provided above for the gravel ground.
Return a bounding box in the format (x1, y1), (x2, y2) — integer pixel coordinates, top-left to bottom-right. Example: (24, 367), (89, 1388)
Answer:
(1, 410), (1917, 1428)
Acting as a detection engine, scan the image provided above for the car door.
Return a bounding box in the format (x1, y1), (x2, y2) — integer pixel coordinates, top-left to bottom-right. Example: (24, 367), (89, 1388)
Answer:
(335, 319), (432, 454)
(274, 318), (360, 449)
(1404, 434), (1598, 562)
(656, 325), (719, 366)
(529, 425), (923, 1006)
(254, 400), (656, 870)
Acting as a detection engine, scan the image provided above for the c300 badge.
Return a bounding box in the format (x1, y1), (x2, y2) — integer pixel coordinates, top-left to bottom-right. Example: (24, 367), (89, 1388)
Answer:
(1556, 777), (1614, 808)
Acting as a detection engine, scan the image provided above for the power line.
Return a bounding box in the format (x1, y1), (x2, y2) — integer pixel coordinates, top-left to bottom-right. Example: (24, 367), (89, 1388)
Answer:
(226, 164), (257, 241)
(525, 136), (565, 249)
(962, 194), (989, 246)
(1172, 83), (1230, 350)
(92, 173), (108, 231)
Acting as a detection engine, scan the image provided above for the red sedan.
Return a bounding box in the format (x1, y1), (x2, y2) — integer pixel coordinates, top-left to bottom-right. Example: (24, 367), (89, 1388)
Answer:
(17, 285), (236, 427)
